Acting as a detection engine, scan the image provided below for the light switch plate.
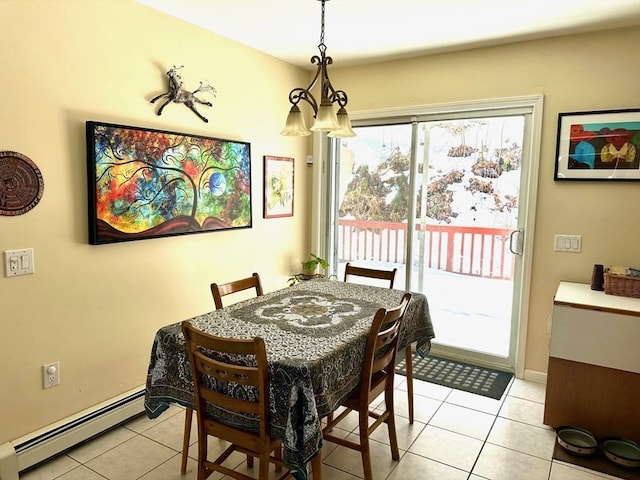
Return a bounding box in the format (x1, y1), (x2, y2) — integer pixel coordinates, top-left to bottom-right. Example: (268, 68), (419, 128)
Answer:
(553, 235), (581, 253)
(4, 248), (34, 277)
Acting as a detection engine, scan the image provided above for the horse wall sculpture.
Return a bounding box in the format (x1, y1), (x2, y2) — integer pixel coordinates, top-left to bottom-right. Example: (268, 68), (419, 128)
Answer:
(150, 66), (216, 123)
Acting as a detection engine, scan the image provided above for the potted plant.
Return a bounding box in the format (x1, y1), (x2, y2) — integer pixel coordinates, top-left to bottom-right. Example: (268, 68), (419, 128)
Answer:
(301, 253), (329, 276)
(288, 254), (329, 286)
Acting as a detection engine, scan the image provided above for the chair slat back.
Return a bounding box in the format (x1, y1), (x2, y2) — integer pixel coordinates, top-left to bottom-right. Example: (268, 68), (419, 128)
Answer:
(211, 272), (264, 309)
(181, 322), (269, 436)
(344, 263), (397, 289)
(192, 352), (262, 416)
(362, 293), (411, 387)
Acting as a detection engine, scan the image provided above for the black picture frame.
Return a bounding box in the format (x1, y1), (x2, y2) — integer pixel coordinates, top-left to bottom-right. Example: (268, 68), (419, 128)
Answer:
(86, 121), (252, 244)
(554, 108), (640, 181)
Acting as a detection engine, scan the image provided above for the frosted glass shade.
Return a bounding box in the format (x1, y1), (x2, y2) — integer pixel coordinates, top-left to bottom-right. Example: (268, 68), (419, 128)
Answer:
(328, 107), (356, 138)
(281, 105), (311, 136)
(310, 103), (340, 131)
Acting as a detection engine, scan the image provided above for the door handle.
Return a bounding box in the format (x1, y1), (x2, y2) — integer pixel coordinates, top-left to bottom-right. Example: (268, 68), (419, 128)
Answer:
(509, 229), (523, 255)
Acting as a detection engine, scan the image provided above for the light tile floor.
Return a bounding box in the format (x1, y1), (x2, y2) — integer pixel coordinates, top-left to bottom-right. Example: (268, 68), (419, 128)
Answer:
(20, 377), (624, 480)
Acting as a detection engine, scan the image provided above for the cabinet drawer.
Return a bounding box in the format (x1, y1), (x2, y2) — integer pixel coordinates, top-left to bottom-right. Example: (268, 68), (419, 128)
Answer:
(550, 304), (640, 373)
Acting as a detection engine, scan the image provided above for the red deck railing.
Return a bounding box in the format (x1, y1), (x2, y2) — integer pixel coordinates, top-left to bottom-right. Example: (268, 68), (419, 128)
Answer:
(338, 219), (515, 280)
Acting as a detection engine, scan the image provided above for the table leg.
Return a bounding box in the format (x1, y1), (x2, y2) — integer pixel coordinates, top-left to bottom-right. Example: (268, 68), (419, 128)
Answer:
(311, 453), (322, 480)
(405, 345), (414, 424)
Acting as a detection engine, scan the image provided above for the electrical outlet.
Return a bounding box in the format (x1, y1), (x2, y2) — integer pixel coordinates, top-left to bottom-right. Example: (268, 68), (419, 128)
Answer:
(4, 248), (34, 277)
(43, 361), (60, 389)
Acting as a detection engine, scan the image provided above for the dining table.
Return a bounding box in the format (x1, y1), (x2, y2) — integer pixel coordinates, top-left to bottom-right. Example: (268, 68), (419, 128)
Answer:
(144, 278), (435, 480)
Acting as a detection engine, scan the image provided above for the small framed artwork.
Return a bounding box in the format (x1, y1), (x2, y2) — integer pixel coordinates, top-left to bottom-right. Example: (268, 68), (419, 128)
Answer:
(554, 108), (640, 181)
(263, 156), (294, 218)
(86, 121), (252, 244)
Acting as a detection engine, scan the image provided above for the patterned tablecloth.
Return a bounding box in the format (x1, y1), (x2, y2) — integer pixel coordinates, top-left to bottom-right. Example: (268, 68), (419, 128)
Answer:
(144, 279), (435, 479)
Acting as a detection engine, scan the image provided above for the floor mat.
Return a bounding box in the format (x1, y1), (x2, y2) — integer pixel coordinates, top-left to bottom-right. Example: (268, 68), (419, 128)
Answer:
(396, 353), (513, 400)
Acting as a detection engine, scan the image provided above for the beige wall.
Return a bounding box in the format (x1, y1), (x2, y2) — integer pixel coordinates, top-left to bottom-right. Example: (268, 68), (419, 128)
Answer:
(1, 0), (639, 446)
(328, 27), (640, 374)
(0, 1), (311, 443)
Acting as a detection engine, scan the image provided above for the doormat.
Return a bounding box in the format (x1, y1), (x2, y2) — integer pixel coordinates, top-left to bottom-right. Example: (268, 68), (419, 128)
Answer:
(553, 441), (640, 480)
(396, 352), (513, 400)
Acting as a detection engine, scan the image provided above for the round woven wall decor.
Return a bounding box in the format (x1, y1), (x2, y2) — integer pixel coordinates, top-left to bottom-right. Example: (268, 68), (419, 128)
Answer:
(0, 151), (45, 216)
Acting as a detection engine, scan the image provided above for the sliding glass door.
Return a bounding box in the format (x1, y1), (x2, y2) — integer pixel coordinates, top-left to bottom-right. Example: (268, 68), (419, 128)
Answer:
(325, 99), (542, 371)
(411, 116), (524, 362)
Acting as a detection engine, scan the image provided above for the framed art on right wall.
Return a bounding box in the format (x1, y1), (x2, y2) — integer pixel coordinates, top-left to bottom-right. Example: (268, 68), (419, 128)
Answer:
(263, 155), (294, 218)
(554, 108), (640, 181)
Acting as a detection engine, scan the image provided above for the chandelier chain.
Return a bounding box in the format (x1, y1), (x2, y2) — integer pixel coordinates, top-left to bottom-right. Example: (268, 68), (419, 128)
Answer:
(319, 0), (326, 48)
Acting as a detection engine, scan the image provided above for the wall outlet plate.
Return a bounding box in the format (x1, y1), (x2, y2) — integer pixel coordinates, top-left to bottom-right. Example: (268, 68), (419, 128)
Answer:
(43, 361), (60, 389)
(4, 248), (34, 277)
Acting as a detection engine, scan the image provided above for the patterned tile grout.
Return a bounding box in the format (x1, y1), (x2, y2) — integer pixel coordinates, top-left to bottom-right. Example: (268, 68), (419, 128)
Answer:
(19, 379), (624, 480)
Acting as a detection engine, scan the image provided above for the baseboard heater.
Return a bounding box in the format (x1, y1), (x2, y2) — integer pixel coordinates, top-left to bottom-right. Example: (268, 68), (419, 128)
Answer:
(0, 387), (145, 479)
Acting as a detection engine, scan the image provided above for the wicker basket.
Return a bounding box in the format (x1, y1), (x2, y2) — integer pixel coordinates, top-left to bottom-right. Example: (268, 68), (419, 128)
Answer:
(604, 273), (640, 298)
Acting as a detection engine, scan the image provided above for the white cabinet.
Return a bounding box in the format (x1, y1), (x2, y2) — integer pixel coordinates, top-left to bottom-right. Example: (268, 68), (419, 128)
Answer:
(543, 282), (640, 441)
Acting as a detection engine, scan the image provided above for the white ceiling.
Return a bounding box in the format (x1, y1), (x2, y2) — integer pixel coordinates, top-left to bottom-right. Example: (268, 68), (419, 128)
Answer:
(137, 0), (640, 69)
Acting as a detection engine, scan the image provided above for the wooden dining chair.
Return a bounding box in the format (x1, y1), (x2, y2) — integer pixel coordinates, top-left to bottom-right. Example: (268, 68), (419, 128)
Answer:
(342, 264), (416, 424)
(344, 262), (397, 288)
(322, 293), (411, 480)
(181, 322), (291, 480)
(180, 273), (265, 474)
(211, 272), (264, 310)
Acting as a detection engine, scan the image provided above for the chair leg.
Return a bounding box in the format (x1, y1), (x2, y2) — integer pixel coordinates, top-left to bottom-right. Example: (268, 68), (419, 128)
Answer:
(405, 345), (414, 424)
(386, 389), (400, 461)
(311, 454), (323, 480)
(247, 453), (254, 468)
(197, 430), (207, 480)
(361, 441), (373, 480)
(326, 412), (334, 432)
(259, 449), (270, 480)
(358, 408), (373, 480)
(181, 407), (193, 474)
(275, 444), (283, 472)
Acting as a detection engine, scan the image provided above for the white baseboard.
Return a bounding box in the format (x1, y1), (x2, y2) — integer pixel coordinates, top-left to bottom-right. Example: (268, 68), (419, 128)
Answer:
(0, 386), (145, 479)
(523, 368), (547, 384)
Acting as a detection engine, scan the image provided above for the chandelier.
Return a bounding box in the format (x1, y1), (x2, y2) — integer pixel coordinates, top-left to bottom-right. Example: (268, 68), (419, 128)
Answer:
(280, 0), (355, 138)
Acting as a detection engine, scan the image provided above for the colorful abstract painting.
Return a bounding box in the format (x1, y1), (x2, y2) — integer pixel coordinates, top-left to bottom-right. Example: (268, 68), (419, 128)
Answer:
(86, 122), (252, 244)
(555, 109), (640, 181)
